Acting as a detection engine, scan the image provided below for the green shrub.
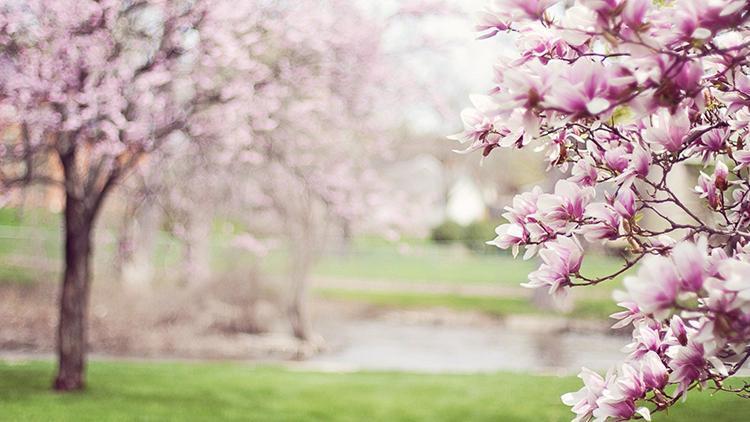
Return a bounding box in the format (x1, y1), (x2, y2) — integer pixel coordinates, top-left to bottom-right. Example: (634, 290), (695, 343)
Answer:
(430, 220), (463, 244)
(462, 220), (500, 252)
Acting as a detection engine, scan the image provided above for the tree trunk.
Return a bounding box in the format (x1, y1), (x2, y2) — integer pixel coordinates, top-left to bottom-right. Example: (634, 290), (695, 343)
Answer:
(119, 198), (161, 290)
(53, 195), (93, 391)
(182, 213), (211, 285)
(287, 240), (313, 341)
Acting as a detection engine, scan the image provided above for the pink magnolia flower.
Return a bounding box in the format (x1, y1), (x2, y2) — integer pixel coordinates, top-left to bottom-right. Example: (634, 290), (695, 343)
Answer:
(448, 95), (500, 153)
(503, 186), (544, 224)
(580, 0), (623, 15)
(672, 241), (706, 292)
(561, 367), (607, 422)
(493, 60), (556, 111)
(670, 315), (688, 346)
(643, 108), (691, 153)
(494, 0), (559, 21)
(695, 171), (722, 209)
(593, 364), (651, 422)
(488, 223), (526, 250)
(524, 236), (583, 296)
(628, 144), (651, 179)
(475, 9), (511, 39)
(543, 59), (616, 116)
(695, 128), (728, 162)
(640, 350), (669, 390)
(713, 161), (729, 191)
(610, 300), (641, 329)
(581, 203), (621, 242)
(625, 320), (667, 360)
(623, 256), (680, 315)
(537, 179), (596, 229)
(622, 0), (651, 28)
(720, 259), (750, 301)
(515, 25), (575, 64)
(667, 340), (707, 395)
(613, 188), (636, 219)
(490, 187), (546, 254)
(570, 158), (599, 187)
(733, 149), (750, 170)
(604, 146), (630, 173)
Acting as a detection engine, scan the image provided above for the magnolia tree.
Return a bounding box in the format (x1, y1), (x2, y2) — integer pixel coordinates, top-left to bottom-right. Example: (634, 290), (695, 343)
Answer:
(452, 0), (750, 419)
(114, 0), (397, 341)
(0, 0), (203, 390)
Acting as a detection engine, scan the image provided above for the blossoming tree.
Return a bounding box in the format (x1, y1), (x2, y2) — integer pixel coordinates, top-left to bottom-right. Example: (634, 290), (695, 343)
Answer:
(0, 0), (203, 390)
(116, 0), (400, 342)
(452, 0), (750, 419)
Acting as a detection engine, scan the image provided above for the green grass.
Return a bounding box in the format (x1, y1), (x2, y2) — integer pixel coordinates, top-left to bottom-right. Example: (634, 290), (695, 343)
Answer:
(0, 360), (748, 421)
(314, 248), (626, 286)
(317, 289), (620, 320)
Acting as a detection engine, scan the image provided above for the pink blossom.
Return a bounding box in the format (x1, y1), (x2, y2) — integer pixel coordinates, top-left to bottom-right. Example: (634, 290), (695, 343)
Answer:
(503, 186), (544, 224)
(670, 315), (688, 346)
(524, 236), (583, 296)
(714, 161), (729, 191)
(610, 301), (641, 329)
(570, 159), (599, 187)
(488, 223), (526, 251)
(720, 259), (750, 301)
(475, 10), (510, 39)
(695, 171), (722, 209)
(643, 108), (691, 153)
(543, 59), (615, 116)
(537, 179), (596, 229)
(625, 320), (667, 360)
(494, 0), (559, 21)
(613, 188), (636, 219)
(622, 0), (651, 28)
(733, 149), (750, 170)
(667, 340), (707, 395)
(448, 95), (499, 152)
(640, 351), (669, 390)
(696, 128), (728, 162)
(672, 241), (706, 292)
(627, 144), (651, 179)
(604, 146), (629, 173)
(593, 364), (649, 421)
(561, 367), (607, 422)
(459, 0), (750, 416)
(623, 256), (679, 315)
(581, 203), (621, 242)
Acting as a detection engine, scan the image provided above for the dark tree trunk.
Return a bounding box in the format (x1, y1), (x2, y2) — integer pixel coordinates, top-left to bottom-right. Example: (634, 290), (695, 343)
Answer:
(53, 194), (94, 391)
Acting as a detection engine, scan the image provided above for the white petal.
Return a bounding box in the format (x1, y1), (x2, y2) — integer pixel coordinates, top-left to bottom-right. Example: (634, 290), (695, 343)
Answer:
(636, 406), (652, 421)
(692, 28), (712, 40)
(586, 98), (610, 115)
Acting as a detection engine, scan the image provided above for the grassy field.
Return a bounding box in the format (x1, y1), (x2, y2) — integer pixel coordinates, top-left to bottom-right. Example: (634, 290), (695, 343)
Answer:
(1, 360), (748, 421)
(0, 207), (627, 321)
(318, 289), (620, 320)
(313, 244), (626, 287)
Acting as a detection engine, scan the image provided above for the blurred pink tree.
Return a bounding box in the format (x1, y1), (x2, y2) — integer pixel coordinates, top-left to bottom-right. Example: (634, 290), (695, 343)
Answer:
(454, 0), (750, 419)
(0, 0), (203, 391)
(123, 0), (433, 342)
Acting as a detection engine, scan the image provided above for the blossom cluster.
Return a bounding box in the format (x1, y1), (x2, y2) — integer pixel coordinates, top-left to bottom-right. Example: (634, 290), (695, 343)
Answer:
(454, 0), (750, 419)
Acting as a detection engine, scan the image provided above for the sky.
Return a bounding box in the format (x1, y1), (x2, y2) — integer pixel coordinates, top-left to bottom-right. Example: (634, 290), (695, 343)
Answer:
(362, 0), (508, 134)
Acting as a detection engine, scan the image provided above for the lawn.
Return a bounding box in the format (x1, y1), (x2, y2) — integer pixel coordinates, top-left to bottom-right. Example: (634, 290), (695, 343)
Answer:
(1, 360), (749, 421)
(317, 289), (620, 320)
(314, 248), (626, 286)
(0, 207), (628, 288)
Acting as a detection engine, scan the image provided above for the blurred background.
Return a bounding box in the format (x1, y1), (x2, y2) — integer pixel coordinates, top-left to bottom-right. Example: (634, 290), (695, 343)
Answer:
(1, 0), (746, 420)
